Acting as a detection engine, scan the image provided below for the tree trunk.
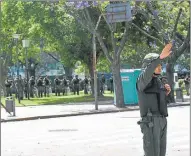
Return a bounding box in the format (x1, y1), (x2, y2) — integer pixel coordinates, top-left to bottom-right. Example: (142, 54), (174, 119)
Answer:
(166, 62), (175, 103)
(87, 63), (101, 96)
(29, 68), (35, 79)
(112, 61), (124, 108)
(64, 67), (73, 78)
(88, 63), (94, 95)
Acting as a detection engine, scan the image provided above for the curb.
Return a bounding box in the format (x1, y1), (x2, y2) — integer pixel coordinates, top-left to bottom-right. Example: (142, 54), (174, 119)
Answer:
(1, 103), (190, 123)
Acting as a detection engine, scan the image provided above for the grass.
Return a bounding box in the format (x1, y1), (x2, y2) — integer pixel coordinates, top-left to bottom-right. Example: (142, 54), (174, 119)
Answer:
(1, 91), (114, 107)
(2, 89), (188, 107)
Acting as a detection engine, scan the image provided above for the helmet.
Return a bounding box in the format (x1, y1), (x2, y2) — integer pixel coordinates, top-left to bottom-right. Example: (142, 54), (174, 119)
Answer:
(142, 53), (159, 68)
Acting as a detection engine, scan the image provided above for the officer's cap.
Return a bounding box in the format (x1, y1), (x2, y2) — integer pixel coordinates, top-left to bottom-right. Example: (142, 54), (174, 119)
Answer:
(142, 53), (160, 68)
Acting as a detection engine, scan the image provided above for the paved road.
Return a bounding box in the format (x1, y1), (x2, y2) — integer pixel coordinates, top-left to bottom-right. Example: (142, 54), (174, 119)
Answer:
(2, 106), (189, 156)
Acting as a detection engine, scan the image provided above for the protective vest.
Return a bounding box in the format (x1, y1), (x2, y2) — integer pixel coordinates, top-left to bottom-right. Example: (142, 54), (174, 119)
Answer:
(136, 57), (168, 117)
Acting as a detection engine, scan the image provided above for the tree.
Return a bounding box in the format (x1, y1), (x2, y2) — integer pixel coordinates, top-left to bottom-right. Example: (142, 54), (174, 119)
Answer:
(65, 1), (139, 107)
(131, 1), (190, 102)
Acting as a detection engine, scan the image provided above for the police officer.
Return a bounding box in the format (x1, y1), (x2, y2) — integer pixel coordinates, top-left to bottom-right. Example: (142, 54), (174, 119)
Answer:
(84, 76), (89, 94)
(4, 78), (12, 97)
(29, 76), (35, 98)
(100, 74), (105, 94)
(109, 76), (114, 93)
(73, 75), (80, 95)
(184, 75), (190, 96)
(136, 43), (172, 156)
(23, 78), (28, 98)
(43, 75), (51, 97)
(37, 77), (43, 98)
(15, 75), (24, 101)
(61, 76), (68, 96)
(54, 76), (61, 96)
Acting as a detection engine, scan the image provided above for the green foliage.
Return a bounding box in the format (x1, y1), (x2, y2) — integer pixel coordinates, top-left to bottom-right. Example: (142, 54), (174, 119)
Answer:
(121, 1), (189, 68)
(176, 53), (190, 71)
(97, 56), (111, 72)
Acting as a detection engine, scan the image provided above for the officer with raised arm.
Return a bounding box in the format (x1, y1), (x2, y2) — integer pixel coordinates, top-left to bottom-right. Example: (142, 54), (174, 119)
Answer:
(136, 43), (172, 156)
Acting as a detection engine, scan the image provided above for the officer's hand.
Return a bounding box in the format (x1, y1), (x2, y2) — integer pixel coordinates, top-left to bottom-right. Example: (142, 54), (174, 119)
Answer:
(160, 43), (173, 60)
(164, 84), (171, 95)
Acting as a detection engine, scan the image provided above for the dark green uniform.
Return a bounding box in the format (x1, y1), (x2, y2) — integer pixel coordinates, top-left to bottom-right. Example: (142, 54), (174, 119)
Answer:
(136, 53), (168, 156)
(54, 78), (61, 96)
(29, 77), (35, 98)
(100, 75), (105, 94)
(110, 76), (114, 93)
(37, 77), (43, 98)
(23, 79), (28, 98)
(184, 76), (190, 96)
(73, 76), (80, 95)
(62, 78), (68, 96)
(43, 77), (50, 97)
(15, 76), (24, 100)
(5, 79), (12, 97)
(84, 77), (89, 94)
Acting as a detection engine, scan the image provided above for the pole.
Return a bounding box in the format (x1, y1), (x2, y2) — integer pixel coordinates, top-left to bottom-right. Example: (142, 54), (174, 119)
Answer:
(92, 15), (102, 110)
(93, 33), (98, 110)
(25, 48), (30, 100)
(0, 57), (2, 108)
(0, 0), (2, 106)
(16, 38), (19, 77)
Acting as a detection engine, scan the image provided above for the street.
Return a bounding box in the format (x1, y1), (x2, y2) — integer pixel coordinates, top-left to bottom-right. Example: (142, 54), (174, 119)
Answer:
(2, 106), (189, 156)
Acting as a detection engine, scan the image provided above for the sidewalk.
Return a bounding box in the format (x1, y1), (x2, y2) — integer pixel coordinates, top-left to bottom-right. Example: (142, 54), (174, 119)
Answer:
(1, 96), (190, 123)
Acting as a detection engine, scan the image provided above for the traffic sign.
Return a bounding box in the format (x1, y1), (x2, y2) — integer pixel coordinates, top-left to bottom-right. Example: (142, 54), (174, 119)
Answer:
(106, 2), (132, 23)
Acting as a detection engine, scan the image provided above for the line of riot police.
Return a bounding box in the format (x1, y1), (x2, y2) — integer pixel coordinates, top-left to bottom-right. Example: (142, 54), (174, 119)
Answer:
(4, 74), (114, 100)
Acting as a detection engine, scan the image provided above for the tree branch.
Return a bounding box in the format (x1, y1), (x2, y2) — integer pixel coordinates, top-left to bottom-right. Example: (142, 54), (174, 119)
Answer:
(83, 9), (113, 63)
(131, 23), (164, 46)
(146, 2), (163, 32)
(46, 52), (61, 63)
(100, 14), (117, 55)
(84, 8), (94, 30)
(117, 22), (129, 58)
(171, 8), (183, 39)
(171, 25), (190, 61)
(64, 6), (93, 33)
(95, 32), (113, 63)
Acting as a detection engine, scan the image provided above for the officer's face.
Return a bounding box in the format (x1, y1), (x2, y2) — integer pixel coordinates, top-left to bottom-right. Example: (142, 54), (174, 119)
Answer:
(154, 64), (162, 74)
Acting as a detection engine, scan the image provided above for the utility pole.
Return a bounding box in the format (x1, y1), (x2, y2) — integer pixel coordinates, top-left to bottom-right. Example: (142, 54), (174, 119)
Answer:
(0, 0), (2, 106)
(93, 15), (102, 110)
(92, 33), (98, 110)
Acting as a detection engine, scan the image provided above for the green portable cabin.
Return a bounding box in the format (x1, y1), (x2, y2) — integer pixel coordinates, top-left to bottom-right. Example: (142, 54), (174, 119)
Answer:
(114, 69), (141, 105)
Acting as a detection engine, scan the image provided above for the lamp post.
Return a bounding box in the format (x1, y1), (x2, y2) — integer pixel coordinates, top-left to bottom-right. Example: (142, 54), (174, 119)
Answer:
(13, 34), (20, 77)
(22, 39), (30, 100)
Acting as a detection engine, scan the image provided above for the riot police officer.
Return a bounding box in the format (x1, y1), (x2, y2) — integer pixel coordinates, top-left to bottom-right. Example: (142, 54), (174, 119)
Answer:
(23, 78), (28, 98)
(84, 76), (89, 94)
(15, 75), (24, 101)
(29, 76), (35, 98)
(109, 76), (114, 93)
(73, 75), (80, 95)
(37, 77), (43, 98)
(4, 78), (12, 97)
(43, 75), (51, 97)
(54, 76), (61, 96)
(136, 43), (172, 156)
(61, 76), (68, 96)
(100, 74), (105, 94)
(184, 75), (190, 96)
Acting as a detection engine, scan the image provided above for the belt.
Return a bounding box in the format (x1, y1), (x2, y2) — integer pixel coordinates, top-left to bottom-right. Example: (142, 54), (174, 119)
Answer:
(152, 114), (166, 118)
(141, 112), (166, 118)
